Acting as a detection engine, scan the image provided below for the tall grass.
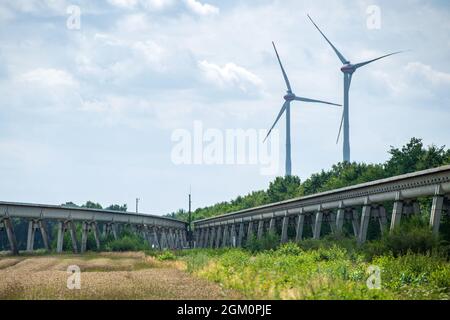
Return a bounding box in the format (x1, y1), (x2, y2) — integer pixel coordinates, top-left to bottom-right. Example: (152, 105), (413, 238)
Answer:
(181, 223), (450, 300)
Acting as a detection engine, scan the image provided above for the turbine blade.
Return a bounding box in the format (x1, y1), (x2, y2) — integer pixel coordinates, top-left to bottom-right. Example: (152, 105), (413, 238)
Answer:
(263, 101), (289, 143)
(307, 14), (348, 65)
(272, 42), (292, 92)
(354, 51), (402, 69)
(336, 111), (344, 144)
(294, 96), (341, 107)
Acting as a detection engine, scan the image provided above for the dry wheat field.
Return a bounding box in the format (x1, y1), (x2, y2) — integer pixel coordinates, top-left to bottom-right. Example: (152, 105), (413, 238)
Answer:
(0, 252), (241, 300)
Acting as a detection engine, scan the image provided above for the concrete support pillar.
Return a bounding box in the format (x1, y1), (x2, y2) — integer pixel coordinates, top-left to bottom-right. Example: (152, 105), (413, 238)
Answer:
(222, 225), (228, 248)
(215, 226), (222, 249)
(430, 195), (444, 235)
(173, 230), (180, 249)
(246, 221), (254, 243)
(209, 228), (216, 248)
(2, 218), (18, 255)
(93, 222), (101, 250)
(390, 200), (404, 233)
(378, 206), (388, 234)
(313, 211), (323, 240)
(359, 203), (372, 243)
(295, 214), (305, 242)
(281, 215), (289, 243)
(160, 229), (168, 249)
(81, 221), (89, 253)
(56, 221), (65, 253)
(268, 218), (276, 234)
(230, 224), (237, 247)
(152, 227), (160, 249)
(237, 222), (244, 247)
(111, 223), (118, 240)
(310, 215), (315, 235)
(196, 229), (202, 247)
(182, 229), (188, 248)
(168, 229), (175, 249)
(203, 228), (210, 248)
(257, 219), (264, 240)
(351, 209), (360, 238)
(39, 220), (50, 250)
(67, 221), (78, 253)
(328, 212), (336, 234)
(336, 206), (345, 235)
(26, 220), (37, 252)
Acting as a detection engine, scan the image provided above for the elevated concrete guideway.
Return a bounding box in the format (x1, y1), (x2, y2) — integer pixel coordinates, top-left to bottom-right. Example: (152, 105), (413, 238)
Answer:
(0, 201), (188, 255)
(193, 166), (450, 248)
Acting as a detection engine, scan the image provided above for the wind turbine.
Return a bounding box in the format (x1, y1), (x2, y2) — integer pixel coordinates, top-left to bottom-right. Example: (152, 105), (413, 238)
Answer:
(308, 15), (402, 163)
(264, 42), (341, 177)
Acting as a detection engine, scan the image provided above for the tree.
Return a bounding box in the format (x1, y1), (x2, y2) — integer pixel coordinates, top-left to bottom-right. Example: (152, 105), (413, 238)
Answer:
(82, 201), (103, 209)
(106, 204), (128, 212)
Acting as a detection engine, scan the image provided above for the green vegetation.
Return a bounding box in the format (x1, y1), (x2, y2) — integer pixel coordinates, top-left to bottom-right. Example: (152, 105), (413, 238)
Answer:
(168, 138), (450, 222)
(103, 233), (149, 252)
(180, 224), (450, 300)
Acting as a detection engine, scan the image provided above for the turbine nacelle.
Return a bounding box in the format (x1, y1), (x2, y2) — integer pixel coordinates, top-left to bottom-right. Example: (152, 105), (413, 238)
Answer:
(340, 64), (355, 74)
(283, 92), (296, 101)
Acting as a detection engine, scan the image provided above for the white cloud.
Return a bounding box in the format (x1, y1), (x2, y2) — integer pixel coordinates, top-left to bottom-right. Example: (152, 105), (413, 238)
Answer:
(198, 60), (263, 93)
(18, 68), (78, 88)
(107, 0), (138, 9)
(405, 62), (450, 86)
(141, 0), (174, 11)
(108, 0), (173, 11)
(184, 0), (219, 16)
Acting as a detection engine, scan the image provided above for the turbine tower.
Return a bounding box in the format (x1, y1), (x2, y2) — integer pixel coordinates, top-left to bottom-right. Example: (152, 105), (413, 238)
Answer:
(265, 42), (341, 177)
(308, 15), (402, 163)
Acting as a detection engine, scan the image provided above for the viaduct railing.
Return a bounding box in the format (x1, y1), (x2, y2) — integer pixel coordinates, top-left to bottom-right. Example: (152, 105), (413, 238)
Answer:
(193, 166), (450, 248)
(0, 202), (188, 254)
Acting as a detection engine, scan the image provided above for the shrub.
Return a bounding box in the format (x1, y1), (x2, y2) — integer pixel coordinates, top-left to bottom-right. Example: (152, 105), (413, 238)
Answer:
(363, 216), (441, 260)
(276, 242), (303, 256)
(157, 251), (176, 261)
(105, 235), (148, 252)
(245, 232), (280, 252)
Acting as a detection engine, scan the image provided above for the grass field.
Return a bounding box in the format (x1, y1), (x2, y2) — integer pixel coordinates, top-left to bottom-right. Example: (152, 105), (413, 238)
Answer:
(0, 252), (241, 300)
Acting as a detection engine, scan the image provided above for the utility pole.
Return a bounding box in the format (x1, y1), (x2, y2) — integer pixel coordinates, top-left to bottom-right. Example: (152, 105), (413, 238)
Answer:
(188, 186), (192, 247)
(136, 198), (140, 213)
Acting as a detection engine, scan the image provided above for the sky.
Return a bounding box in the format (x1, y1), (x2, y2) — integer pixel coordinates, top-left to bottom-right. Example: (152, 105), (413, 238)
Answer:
(0, 0), (449, 216)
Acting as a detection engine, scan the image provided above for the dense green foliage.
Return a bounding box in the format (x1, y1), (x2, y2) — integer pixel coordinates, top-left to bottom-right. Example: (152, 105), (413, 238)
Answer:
(169, 138), (450, 222)
(181, 236), (450, 300)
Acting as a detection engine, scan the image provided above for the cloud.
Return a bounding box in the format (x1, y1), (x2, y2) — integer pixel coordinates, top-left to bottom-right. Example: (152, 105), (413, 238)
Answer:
(108, 0), (173, 11)
(107, 0), (138, 9)
(405, 62), (450, 86)
(18, 68), (78, 88)
(198, 60), (263, 94)
(184, 0), (219, 16)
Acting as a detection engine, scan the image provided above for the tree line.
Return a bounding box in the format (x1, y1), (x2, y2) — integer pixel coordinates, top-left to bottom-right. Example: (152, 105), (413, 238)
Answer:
(168, 138), (450, 222)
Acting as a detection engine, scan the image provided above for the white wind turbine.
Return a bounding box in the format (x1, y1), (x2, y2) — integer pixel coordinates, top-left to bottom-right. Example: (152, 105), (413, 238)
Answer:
(264, 42), (341, 176)
(308, 14), (402, 163)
